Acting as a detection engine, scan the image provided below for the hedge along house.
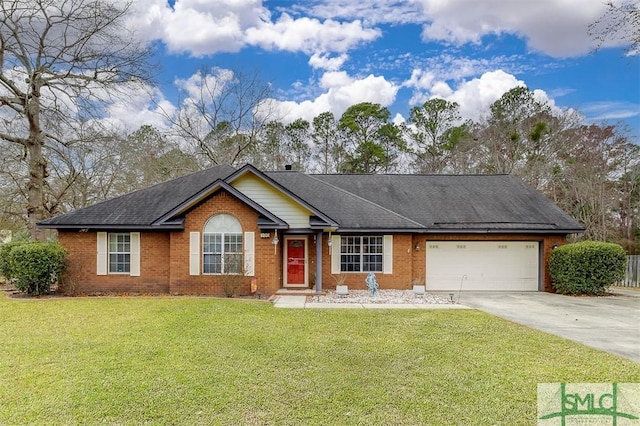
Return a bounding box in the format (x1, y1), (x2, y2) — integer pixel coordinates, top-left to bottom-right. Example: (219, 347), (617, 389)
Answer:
(38, 164), (584, 296)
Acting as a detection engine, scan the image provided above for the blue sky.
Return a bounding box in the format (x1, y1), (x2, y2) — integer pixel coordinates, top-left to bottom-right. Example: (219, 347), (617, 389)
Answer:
(117, 0), (639, 140)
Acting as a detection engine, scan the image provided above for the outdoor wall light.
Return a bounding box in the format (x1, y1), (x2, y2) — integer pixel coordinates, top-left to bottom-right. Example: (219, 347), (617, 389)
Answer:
(272, 230), (279, 245)
(552, 244), (558, 249)
(414, 242), (420, 250)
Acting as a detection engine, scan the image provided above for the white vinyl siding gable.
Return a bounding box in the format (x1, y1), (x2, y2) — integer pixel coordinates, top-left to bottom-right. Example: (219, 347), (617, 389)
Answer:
(232, 174), (311, 229)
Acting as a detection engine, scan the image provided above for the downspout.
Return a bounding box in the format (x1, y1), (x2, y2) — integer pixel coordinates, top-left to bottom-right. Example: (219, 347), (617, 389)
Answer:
(316, 230), (323, 293)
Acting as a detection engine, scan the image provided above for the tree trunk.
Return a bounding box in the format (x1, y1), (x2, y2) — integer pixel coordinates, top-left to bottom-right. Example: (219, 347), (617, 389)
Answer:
(25, 77), (48, 241)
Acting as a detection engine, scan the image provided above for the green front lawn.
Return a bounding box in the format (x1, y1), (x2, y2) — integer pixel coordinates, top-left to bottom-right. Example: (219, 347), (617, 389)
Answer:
(1, 294), (638, 425)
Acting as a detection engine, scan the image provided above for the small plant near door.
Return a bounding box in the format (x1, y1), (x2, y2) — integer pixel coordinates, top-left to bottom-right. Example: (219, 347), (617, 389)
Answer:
(221, 255), (246, 298)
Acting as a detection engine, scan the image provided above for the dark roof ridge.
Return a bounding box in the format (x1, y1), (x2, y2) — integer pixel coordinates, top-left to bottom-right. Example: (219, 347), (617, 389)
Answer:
(309, 172), (512, 177)
(302, 174), (426, 228)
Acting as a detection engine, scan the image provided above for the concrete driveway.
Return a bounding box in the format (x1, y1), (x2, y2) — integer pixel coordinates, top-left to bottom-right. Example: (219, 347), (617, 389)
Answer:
(446, 290), (640, 363)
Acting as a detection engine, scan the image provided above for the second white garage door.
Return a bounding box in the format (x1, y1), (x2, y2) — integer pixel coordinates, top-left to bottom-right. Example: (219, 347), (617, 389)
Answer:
(425, 241), (540, 291)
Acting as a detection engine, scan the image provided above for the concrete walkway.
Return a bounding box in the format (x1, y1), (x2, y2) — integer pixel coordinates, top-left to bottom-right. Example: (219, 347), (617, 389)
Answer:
(271, 295), (470, 310)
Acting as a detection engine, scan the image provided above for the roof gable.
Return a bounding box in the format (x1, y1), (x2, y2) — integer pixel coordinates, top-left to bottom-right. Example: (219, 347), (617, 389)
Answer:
(226, 164), (338, 229)
(153, 180), (288, 229)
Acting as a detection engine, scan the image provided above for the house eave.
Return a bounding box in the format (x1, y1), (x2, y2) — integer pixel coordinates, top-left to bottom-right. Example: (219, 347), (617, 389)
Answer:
(37, 224), (185, 231)
(327, 227), (584, 235)
(421, 228), (585, 235)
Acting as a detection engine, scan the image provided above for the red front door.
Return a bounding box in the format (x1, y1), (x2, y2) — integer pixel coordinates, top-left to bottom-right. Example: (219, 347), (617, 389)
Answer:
(286, 238), (306, 286)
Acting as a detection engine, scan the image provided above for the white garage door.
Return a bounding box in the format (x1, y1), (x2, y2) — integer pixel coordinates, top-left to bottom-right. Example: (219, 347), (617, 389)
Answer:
(426, 241), (539, 291)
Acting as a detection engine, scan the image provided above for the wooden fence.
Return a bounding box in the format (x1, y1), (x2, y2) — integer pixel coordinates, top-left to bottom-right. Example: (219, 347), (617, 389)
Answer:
(621, 255), (640, 287)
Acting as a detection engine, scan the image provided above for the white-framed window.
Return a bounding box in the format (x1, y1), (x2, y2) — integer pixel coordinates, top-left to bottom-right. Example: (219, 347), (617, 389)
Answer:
(109, 233), (131, 273)
(97, 232), (140, 276)
(340, 236), (383, 272)
(331, 234), (392, 275)
(203, 214), (243, 274)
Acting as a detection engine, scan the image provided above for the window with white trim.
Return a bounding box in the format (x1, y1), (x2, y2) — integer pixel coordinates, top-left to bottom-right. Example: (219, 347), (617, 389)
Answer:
(109, 233), (131, 273)
(340, 236), (383, 272)
(203, 214), (243, 274)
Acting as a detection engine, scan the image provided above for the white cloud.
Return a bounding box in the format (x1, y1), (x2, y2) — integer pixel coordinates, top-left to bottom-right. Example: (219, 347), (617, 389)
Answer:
(309, 53), (349, 71)
(130, 0), (265, 55)
(581, 101), (640, 121)
(267, 71), (398, 123)
(174, 68), (235, 104)
(403, 70), (526, 121)
(245, 14), (380, 54)
(415, 0), (610, 57)
(403, 69), (569, 122)
(130, 0), (380, 56)
(444, 70), (526, 121)
(306, 0), (425, 25)
(102, 85), (173, 133)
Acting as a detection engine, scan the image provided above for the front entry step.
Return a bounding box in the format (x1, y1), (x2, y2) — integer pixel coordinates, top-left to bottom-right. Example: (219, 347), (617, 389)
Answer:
(276, 288), (324, 296)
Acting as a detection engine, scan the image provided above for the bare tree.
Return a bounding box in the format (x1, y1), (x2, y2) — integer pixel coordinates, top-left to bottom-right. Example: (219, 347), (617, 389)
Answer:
(168, 67), (274, 167)
(0, 0), (154, 240)
(589, 1), (640, 54)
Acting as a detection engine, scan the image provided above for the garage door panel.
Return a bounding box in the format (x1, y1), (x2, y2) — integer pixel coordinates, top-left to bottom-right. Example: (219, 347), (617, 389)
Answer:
(426, 241), (539, 291)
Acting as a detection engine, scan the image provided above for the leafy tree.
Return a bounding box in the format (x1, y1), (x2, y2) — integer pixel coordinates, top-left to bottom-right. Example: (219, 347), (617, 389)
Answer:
(284, 118), (311, 171)
(480, 86), (551, 176)
(119, 125), (198, 190)
(338, 102), (404, 173)
(312, 111), (343, 173)
(550, 124), (627, 241)
(255, 121), (286, 170)
(0, 0), (154, 240)
(406, 98), (462, 173)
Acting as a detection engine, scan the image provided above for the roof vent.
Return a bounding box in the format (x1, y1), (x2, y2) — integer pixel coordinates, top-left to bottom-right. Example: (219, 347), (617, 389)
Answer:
(284, 164), (292, 171)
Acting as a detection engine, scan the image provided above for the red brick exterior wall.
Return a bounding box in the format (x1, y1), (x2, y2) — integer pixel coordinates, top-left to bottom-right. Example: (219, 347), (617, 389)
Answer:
(58, 231), (170, 294)
(168, 190), (281, 296)
(318, 233), (568, 293)
(56, 192), (570, 295)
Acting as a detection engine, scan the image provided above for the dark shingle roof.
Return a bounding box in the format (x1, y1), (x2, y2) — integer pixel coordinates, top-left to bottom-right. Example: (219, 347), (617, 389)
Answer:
(38, 164), (584, 234)
(310, 174), (582, 232)
(38, 164), (236, 228)
(265, 172), (424, 230)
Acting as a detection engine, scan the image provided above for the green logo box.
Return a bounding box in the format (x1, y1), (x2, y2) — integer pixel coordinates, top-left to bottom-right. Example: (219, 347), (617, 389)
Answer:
(538, 383), (640, 425)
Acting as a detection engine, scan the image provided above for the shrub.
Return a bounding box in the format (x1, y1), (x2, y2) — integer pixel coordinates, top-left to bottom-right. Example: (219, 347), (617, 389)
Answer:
(549, 241), (627, 295)
(0, 241), (36, 283)
(0, 241), (68, 295)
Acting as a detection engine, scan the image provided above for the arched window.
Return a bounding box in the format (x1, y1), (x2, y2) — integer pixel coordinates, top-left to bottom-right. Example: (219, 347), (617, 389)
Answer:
(203, 214), (243, 274)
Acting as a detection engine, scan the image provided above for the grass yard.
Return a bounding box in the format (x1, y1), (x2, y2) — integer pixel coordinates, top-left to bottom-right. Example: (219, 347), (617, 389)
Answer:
(1, 294), (638, 425)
